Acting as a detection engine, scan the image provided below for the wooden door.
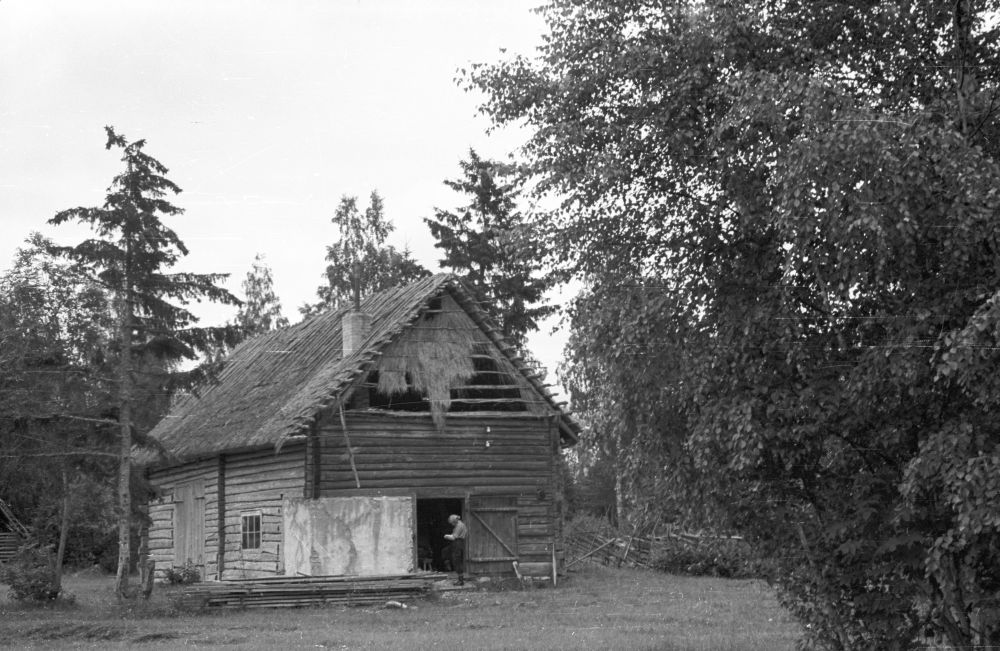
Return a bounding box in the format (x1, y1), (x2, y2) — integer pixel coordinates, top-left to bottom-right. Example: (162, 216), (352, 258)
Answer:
(173, 480), (205, 568)
(468, 495), (518, 575)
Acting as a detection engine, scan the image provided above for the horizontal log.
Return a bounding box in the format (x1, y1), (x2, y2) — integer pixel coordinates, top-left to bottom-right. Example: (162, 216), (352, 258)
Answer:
(226, 445), (305, 464)
(224, 469), (301, 484)
(333, 417), (544, 430)
(224, 546), (280, 557)
(321, 432), (547, 445)
(222, 487), (296, 502)
(224, 457), (301, 473)
(148, 459), (216, 481)
(222, 481), (302, 497)
(320, 478), (543, 491)
(224, 459), (301, 473)
(323, 457), (549, 470)
(320, 461), (551, 474)
(321, 452), (549, 465)
(319, 468), (543, 481)
(323, 439), (548, 450)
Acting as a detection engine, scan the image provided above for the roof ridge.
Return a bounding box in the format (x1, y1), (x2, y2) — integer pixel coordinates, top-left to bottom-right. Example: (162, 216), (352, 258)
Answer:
(142, 272), (576, 465)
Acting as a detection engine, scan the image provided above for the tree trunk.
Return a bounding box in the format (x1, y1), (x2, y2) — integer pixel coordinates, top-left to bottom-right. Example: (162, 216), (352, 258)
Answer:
(613, 456), (625, 530)
(953, 0), (974, 136)
(114, 305), (134, 600)
(137, 504), (154, 600)
(53, 461), (71, 593)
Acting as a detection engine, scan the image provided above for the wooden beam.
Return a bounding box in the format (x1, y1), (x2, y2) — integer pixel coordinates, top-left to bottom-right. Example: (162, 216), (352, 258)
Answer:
(338, 404), (361, 489)
(217, 455), (226, 579)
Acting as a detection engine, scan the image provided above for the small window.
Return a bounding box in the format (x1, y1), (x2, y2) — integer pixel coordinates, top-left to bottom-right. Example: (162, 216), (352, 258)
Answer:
(241, 512), (261, 550)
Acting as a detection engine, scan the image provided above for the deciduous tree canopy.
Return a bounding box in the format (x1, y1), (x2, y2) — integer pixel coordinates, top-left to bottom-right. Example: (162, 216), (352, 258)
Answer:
(304, 191), (429, 316)
(236, 253), (289, 338)
(472, 1), (1000, 647)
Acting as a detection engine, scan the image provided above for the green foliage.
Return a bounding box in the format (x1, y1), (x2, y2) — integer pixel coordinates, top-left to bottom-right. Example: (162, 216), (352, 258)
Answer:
(650, 536), (760, 580)
(0, 236), (119, 576)
(472, 1), (1000, 648)
(425, 150), (555, 347)
(236, 253), (289, 338)
(162, 562), (200, 586)
(1, 545), (61, 601)
(303, 191), (430, 315)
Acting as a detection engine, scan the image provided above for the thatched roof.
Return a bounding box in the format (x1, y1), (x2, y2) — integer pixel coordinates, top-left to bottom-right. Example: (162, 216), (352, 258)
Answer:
(145, 274), (578, 463)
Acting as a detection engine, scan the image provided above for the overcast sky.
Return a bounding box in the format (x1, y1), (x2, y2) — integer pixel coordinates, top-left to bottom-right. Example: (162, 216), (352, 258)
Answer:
(0, 1), (572, 389)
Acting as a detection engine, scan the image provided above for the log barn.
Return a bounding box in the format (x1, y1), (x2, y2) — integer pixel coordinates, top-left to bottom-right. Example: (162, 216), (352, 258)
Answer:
(142, 274), (578, 581)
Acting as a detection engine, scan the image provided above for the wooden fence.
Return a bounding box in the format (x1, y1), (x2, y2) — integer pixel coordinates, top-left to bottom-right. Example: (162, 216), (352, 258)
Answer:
(565, 528), (743, 570)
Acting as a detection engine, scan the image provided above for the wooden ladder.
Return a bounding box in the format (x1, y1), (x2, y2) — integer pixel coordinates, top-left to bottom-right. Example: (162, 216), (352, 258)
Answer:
(0, 497), (29, 538)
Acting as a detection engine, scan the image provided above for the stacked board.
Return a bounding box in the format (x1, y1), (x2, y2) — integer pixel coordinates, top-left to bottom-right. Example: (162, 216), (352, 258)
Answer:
(177, 573), (449, 609)
(0, 532), (20, 563)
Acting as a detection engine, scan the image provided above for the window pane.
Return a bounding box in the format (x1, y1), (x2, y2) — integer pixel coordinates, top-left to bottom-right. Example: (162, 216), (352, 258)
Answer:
(241, 514), (261, 549)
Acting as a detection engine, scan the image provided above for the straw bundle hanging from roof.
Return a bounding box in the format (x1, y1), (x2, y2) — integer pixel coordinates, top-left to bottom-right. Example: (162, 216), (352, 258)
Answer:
(375, 309), (481, 427)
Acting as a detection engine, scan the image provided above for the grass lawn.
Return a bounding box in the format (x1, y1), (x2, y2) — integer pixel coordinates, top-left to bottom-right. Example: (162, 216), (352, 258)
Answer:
(0, 565), (801, 650)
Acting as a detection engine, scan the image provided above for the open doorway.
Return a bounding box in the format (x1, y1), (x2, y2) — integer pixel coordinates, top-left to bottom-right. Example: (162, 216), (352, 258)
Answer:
(415, 498), (463, 572)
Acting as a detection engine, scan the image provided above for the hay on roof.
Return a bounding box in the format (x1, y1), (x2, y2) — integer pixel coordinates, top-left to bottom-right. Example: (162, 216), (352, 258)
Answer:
(375, 309), (480, 427)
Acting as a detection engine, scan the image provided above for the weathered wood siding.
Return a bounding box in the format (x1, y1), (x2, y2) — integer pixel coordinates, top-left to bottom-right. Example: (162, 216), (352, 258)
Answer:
(147, 443), (307, 581)
(219, 444), (307, 580)
(317, 412), (560, 573)
(147, 457), (217, 581)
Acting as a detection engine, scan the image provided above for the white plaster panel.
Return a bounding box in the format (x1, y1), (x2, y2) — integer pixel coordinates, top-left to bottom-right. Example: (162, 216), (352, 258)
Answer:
(283, 496), (413, 576)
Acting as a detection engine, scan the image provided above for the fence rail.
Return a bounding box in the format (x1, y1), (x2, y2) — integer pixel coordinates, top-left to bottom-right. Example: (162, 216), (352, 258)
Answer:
(565, 528), (743, 570)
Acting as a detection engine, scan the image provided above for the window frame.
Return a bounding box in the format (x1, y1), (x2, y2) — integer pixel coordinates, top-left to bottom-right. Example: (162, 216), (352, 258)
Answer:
(240, 511), (262, 550)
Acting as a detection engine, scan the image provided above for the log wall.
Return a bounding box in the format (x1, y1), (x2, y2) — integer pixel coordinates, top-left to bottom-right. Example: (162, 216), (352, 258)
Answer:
(147, 457), (217, 581)
(218, 444), (306, 580)
(317, 412), (561, 574)
(147, 442), (307, 581)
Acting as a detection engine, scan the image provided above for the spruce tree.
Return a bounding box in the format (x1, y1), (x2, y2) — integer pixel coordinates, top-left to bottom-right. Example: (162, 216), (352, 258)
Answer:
(50, 127), (239, 599)
(424, 150), (554, 347)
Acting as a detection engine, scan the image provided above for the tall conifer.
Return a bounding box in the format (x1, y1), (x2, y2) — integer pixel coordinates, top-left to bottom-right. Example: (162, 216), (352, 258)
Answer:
(50, 127), (239, 599)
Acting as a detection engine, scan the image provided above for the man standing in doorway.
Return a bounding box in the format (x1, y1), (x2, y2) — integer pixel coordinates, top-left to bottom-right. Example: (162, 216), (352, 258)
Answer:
(444, 514), (467, 585)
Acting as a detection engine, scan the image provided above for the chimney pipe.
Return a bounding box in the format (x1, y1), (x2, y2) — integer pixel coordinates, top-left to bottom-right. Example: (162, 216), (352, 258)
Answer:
(342, 309), (372, 357)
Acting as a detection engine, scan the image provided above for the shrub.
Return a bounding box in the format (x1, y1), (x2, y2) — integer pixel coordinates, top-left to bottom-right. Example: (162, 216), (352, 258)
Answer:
(163, 561), (201, 585)
(650, 534), (761, 579)
(0, 545), (61, 601)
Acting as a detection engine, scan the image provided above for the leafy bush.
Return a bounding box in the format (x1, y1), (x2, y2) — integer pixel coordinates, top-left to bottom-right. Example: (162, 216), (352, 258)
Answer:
(163, 561), (201, 585)
(650, 535), (761, 579)
(0, 545), (61, 601)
